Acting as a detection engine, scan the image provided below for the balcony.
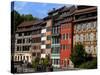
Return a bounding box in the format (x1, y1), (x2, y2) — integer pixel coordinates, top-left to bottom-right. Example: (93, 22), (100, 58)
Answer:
(31, 49), (41, 53)
(52, 27), (60, 36)
(74, 12), (97, 22)
(52, 33), (60, 36)
(52, 43), (60, 48)
(54, 22), (60, 26)
(41, 45), (46, 49)
(41, 29), (46, 33)
(32, 34), (41, 38)
(32, 26), (41, 30)
(51, 54), (60, 58)
(51, 47), (60, 54)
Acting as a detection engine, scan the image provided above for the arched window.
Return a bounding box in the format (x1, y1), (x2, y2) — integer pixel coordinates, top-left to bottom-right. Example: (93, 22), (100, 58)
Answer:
(93, 21), (97, 28)
(80, 34), (84, 42)
(87, 23), (91, 30)
(82, 23), (86, 30)
(75, 34), (79, 42)
(77, 24), (81, 31)
(85, 33), (89, 41)
(90, 33), (95, 41)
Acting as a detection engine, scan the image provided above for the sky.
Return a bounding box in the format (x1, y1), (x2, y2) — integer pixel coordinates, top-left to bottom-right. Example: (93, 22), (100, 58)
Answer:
(12, 1), (72, 19)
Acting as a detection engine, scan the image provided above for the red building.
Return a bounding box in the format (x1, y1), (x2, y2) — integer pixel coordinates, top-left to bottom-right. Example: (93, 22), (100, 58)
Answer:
(60, 6), (75, 68)
(60, 23), (73, 68)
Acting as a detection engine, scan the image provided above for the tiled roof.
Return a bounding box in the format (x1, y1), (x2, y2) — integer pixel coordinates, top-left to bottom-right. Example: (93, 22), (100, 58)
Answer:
(17, 20), (43, 27)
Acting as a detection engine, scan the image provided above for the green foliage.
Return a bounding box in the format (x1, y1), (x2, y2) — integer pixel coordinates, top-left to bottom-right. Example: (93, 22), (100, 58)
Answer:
(11, 10), (39, 34)
(79, 58), (97, 69)
(70, 43), (87, 67)
(32, 56), (50, 69)
(11, 10), (22, 34)
(32, 60), (36, 68)
(32, 57), (40, 69)
(43, 57), (49, 66)
(21, 14), (38, 21)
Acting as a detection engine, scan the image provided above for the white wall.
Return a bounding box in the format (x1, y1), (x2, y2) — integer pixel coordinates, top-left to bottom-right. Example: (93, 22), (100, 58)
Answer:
(41, 29), (46, 33)
(41, 36), (46, 41)
(41, 45), (46, 49)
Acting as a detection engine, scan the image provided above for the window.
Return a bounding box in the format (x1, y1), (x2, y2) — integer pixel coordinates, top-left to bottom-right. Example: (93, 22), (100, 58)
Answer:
(32, 30), (41, 35)
(54, 59), (60, 65)
(85, 33), (90, 41)
(52, 28), (54, 34)
(41, 41), (45, 44)
(22, 46), (30, 51)
(21, 56), (22, 61)
(80, 34), (84, 42)
(67, 33), (70, 39)
(93, 21), (97, 28)
(82, 23), (86, 30)
(17, 39), (22, 44)
(75, 34), (79, 42)
(24, 32), (31, 36)
(47, 36), (51, 40)
(20, 46), (21, 51)
(33, 46), (37, 49)
(17, 46), (20, 51)
(62, 34), (65, 40)
(26, 38), (29, 43)
(18, 33), (22, 36)
(47, 27), (51, 31)
(23, 56), (25, 60)
(23, 39), (25, 43)
(62, 33), (70, 40)
(77, 24), (81, 31)
(41, 33), (45, 37)
(52, 47), (60, 53)
(88, 23), (91, 29)
(61, 24), (65, 29)
(90, 33), (95, 41)
(52, 38), (59, 44)
(26, 56), (29, 61)
(18, 56), (19, 61)
(32, 37), (41, 43)
(55, 27), (57, 34)
(46, 44), (51, 49)
(56, 38), (59, 44)
(37, 53), (40, 56)
(15, 56), (17, 61)
(61, 44), (70, 50)
(32, 53), (36, 56)
(29, 38), (31, 43)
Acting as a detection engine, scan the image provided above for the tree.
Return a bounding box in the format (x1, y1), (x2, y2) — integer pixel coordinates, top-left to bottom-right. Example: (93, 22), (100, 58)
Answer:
(11, 10), (39, 34)
(11, 10), (22, 34)
(70, 43), (87, 67)
(79, 57), (97, 69)
(23, 14), (38, 21)
(32, 56), (40, 71)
